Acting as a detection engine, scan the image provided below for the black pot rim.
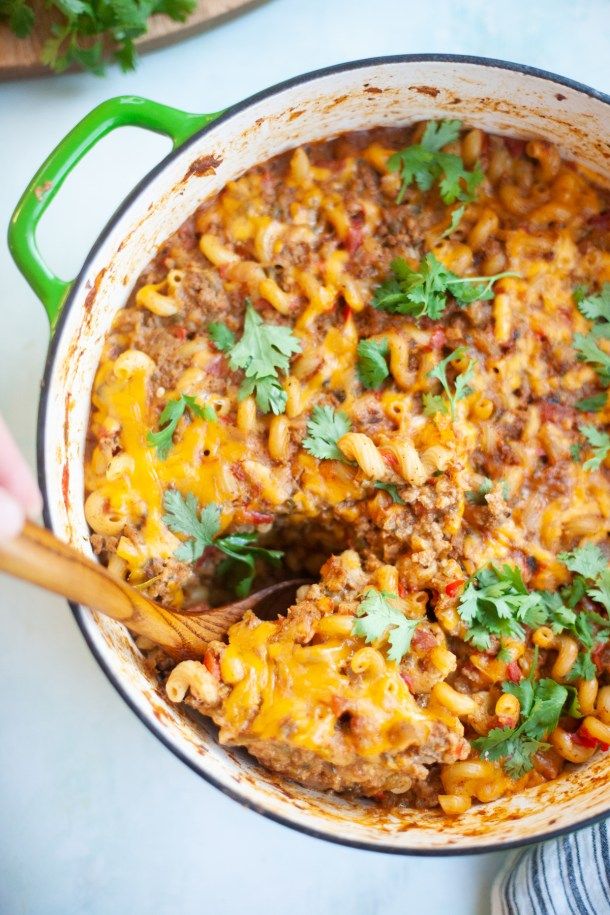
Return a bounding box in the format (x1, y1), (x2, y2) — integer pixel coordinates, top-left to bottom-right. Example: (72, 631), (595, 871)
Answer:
(36, 53), (610, 856)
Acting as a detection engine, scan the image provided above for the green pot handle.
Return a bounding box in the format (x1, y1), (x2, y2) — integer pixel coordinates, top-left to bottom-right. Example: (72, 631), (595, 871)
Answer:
(8, 95), (222, 331)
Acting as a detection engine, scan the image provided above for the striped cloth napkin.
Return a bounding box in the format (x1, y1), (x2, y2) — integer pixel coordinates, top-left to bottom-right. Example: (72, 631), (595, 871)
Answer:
(492, 822), (610, 914)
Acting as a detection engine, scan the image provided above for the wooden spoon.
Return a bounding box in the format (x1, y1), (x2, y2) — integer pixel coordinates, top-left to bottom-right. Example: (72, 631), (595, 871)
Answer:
(0, 521), (310, 660)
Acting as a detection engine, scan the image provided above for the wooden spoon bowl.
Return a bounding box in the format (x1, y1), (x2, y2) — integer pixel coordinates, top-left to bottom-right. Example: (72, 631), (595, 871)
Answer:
(0, 521), (310, 659)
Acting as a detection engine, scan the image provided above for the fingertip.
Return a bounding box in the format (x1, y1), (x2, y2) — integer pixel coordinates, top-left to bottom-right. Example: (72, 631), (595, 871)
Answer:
(0, 489), (25, 540)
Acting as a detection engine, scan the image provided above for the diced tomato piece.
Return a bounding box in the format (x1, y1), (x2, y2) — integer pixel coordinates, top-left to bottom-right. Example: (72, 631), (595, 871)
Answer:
(345, 214), (364, 254)
(429, 327), (446, 350)
(342, 302), (352, 323)
(204, 649), (221, 680)
(398, 580), (410, 599)
(412, 628), (436, 651)
(331, 695), (349, 717)
(205, 355), (226, 376)
(231, 462), (247, 482)
(400, 672), (414, 690)
(587, 210), (610, 231)
(572, 728), (599, 748)
(504, 137), (525, 157)
(539, 399), (574, 422)
(445, 579), (465, 598)
(592, 642), (607, 673)
(380, 448), (399, 472)
(506, 660), (523, 683)
(243, 510), (274, 525)
(169, 325), (187, 340)
(572, 725), (610, 751)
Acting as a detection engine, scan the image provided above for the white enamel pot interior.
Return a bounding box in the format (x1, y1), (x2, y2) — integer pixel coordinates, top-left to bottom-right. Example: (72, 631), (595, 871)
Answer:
(39, 56), (610, 854)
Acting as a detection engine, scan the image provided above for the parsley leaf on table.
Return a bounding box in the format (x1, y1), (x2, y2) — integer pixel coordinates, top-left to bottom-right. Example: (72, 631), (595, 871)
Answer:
(372, 254), (518, 321)
(352, 589), (419, 662)
(387, 120), (484, 205)
(425, 346), (475, 419)
(3, 0), (197, 75)
(579, 423), (610, 471)
(228, 301), (301, 415)
(302, 406), (352, 461)
(373, 481), (405, 504)
(208, 322), (236, 352)
(357, 338), (390, 389)
(457, 565), (548, 649)
(162, 491), (283, 597)
(147, 394), (216, 460)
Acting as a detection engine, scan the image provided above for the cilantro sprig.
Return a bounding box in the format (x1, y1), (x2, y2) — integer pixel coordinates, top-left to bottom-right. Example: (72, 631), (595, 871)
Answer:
(372, 254), (518, 321)
(162, 490), (283, 597)
(302, 406), (352, 461)
(1, 0), (196, 75)
(556, 545), (610, 678)
(352, 589), (419, 663)
(473, 651), (569, 778)
(387, 120), (483, 205)
(147, 395), (216, 460)
(228, 301), (301, 415)
(424, 346), (475, 419)
(357, 338), (390, 389)
(457, 565), (549, 649)
(573, 284), (610, 386)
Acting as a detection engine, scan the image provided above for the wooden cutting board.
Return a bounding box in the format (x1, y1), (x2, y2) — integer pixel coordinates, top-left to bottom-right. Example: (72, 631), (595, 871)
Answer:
(0, 0), (264, 80)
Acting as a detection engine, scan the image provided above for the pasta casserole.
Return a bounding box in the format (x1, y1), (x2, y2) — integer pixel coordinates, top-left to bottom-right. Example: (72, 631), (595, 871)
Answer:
(85, 119), (610, 814)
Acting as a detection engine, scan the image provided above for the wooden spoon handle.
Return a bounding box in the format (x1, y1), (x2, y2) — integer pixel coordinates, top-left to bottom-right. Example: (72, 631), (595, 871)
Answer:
(0, 521), (209, 659)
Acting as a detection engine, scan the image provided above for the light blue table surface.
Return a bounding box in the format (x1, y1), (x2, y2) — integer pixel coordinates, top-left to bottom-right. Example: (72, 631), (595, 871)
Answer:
(1, 1), (609, 912)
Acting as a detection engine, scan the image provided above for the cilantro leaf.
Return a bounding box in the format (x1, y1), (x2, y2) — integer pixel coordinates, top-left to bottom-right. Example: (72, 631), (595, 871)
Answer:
(302, 406), (352, 462)
(465, 477), (493, 504)
(352, 589), (419, 662)
(147, 394), (216, 459)
(228, 301), (301, 415)
(373, 481), (405, 504)
(558, 543), (607, 580)
(568, 649), (598, 682)
(387, 120), (483, 205)
(575, 393), (607, 412)
(576, 283), (610, 325)
(357, 338), (390, 389)
(571, 442), (583, 461)
(372, 254), (518, 321)
(588, 569), (610, 613)
(427, 346), (475, 419)
(423, 393), (449, 416)
(208, 321), (235, 352)
(440, 204), (465, 239)
(162, 490), (282, 596)
(580, 423), (610, 471)
(573, 334), (610, 385)
(457, 564), (548, 649)
(474, 658), (568, 778)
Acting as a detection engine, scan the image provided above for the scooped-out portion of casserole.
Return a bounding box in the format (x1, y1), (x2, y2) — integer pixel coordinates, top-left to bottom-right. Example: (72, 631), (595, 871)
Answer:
(166, 550), (469, 798)
(85, 120), (610, 815)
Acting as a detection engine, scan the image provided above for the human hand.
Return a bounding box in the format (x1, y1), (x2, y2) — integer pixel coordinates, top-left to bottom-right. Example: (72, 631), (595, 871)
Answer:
(0, 415), (42, 539)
